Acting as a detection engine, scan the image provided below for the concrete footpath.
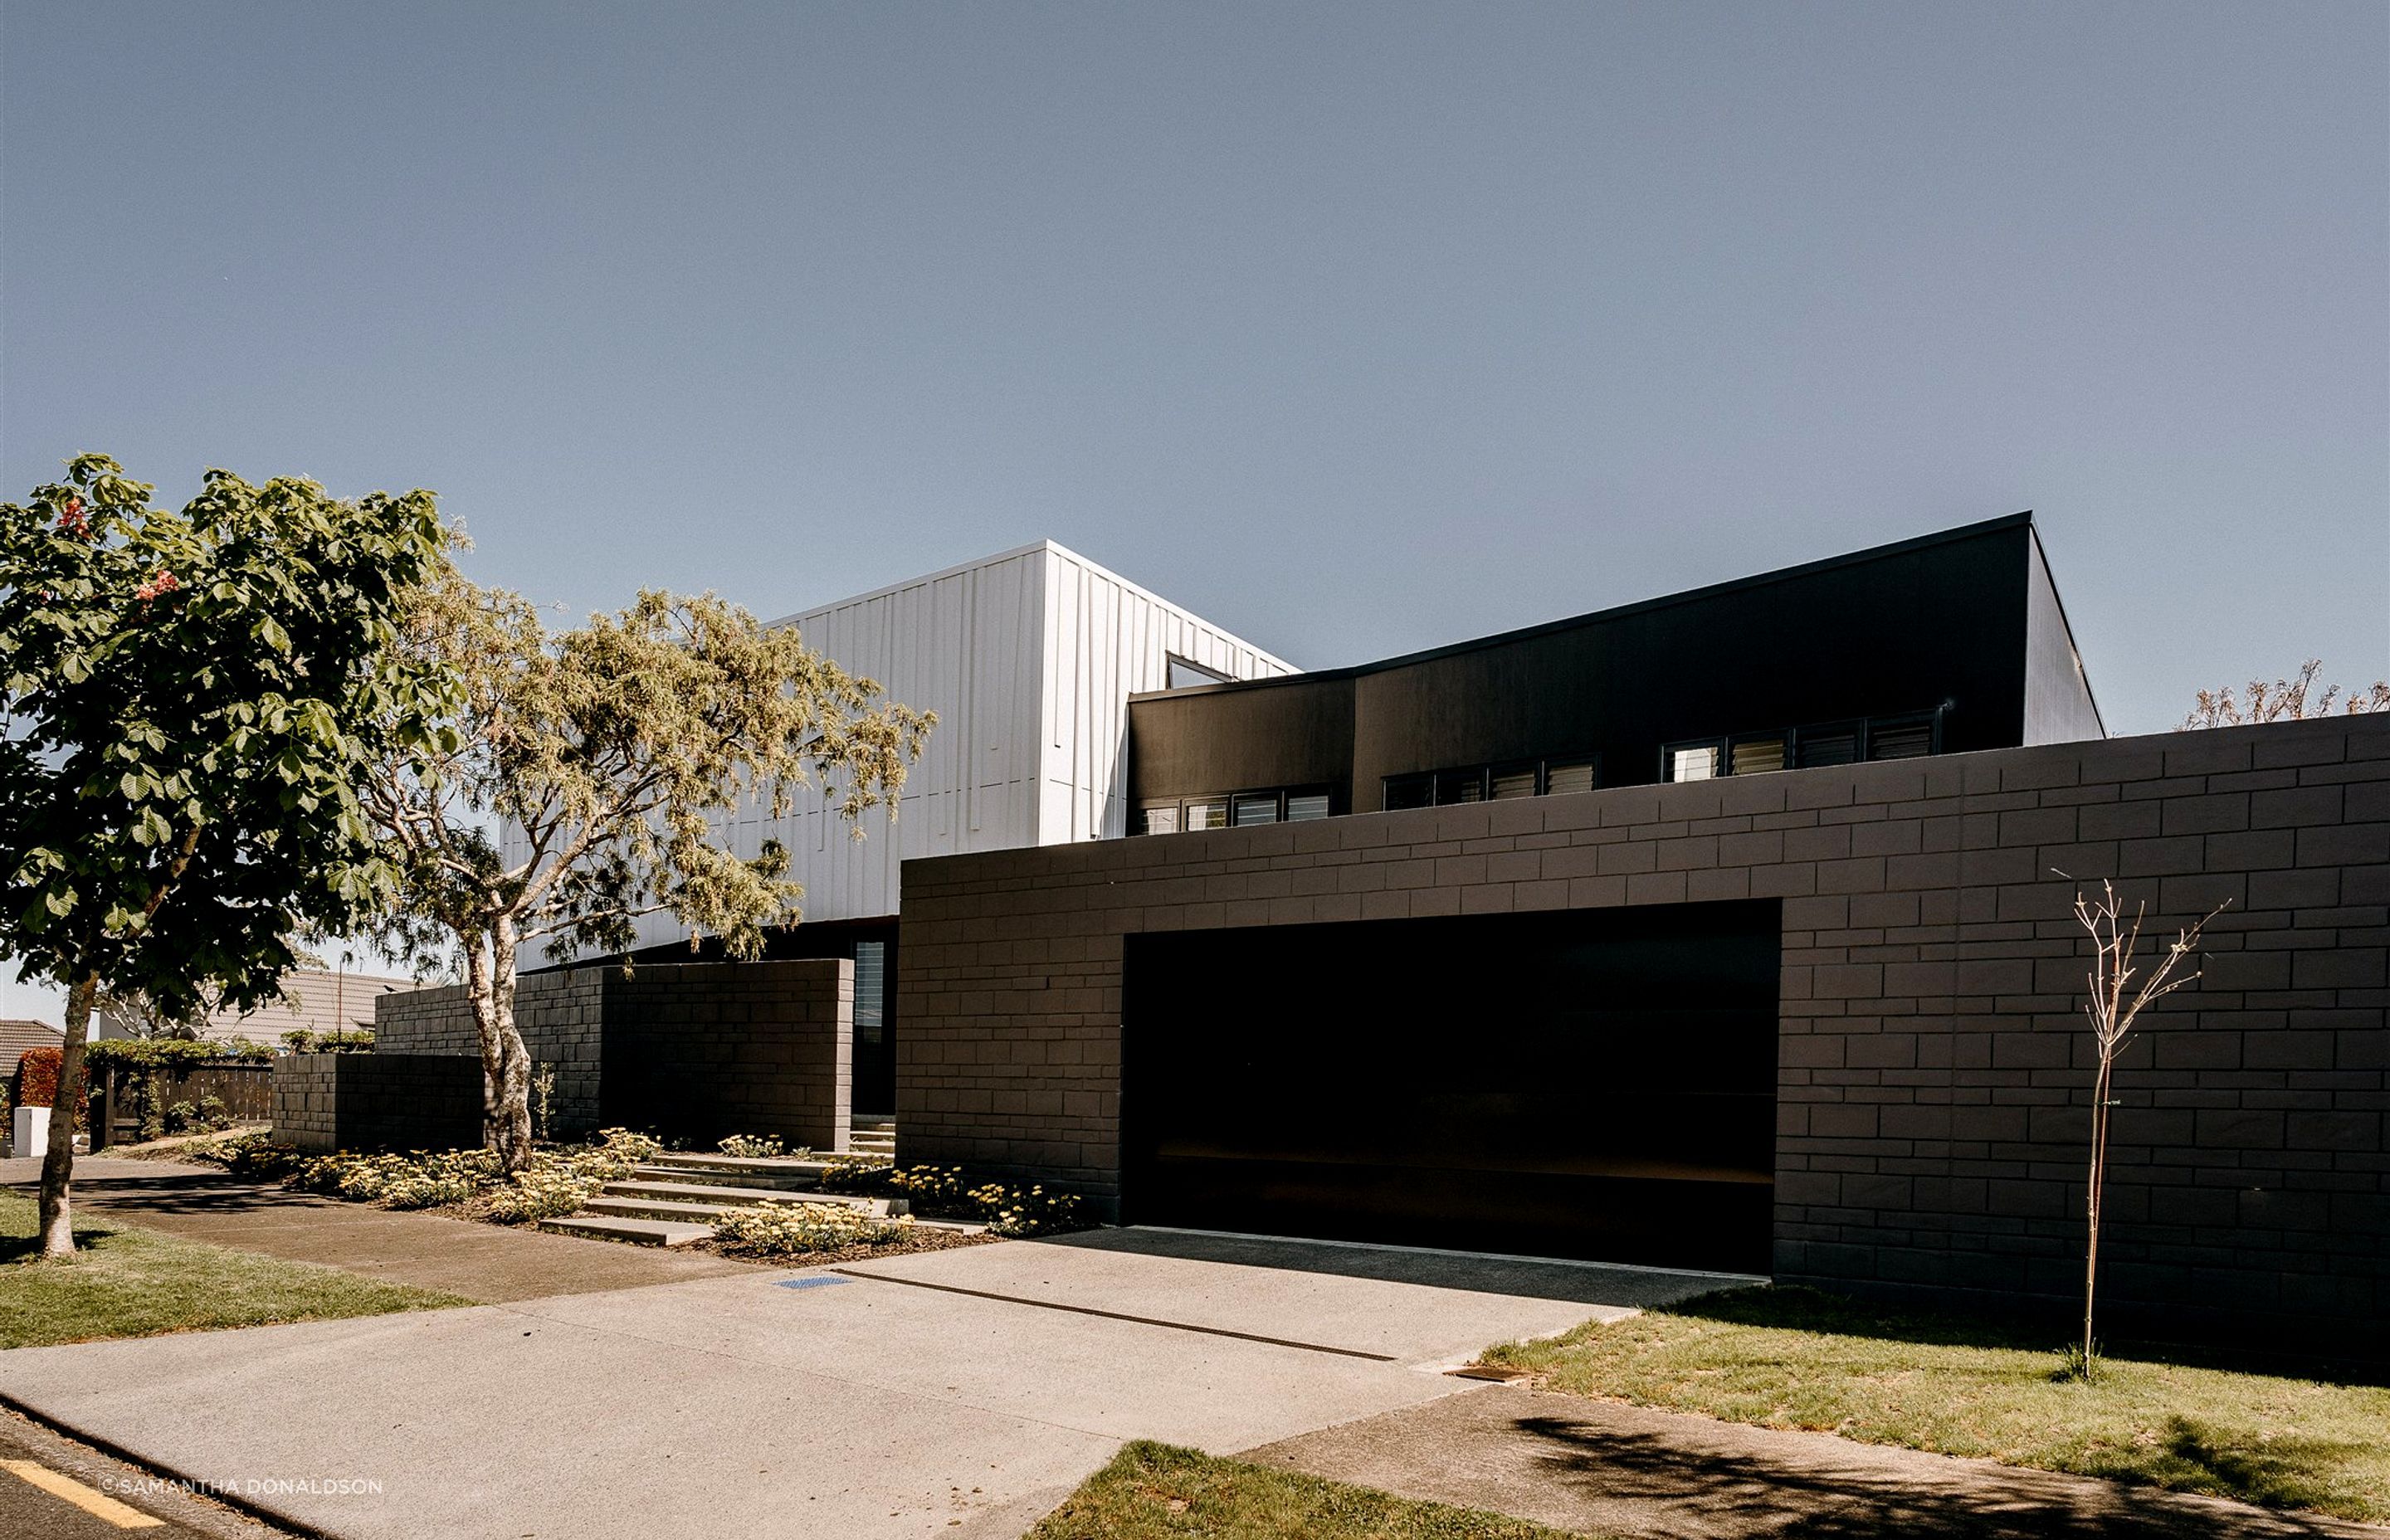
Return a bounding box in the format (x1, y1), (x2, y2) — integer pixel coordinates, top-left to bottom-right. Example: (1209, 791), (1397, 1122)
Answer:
(2, 1157), (753, 1300)
(0, 1226), (1724, 1539)
(1245, 1381), (2390, 1540)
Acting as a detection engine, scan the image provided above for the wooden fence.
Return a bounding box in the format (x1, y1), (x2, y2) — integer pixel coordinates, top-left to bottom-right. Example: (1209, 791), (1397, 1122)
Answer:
(92, 1062), (273, 1151)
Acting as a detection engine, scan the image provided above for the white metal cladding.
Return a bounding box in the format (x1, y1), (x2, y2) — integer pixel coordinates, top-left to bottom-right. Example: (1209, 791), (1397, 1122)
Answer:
(526, 541), (1293, 952)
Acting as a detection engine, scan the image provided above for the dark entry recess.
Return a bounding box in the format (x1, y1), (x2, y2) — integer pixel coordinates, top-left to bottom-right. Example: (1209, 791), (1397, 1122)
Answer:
(1122, 900), (1779, 1273)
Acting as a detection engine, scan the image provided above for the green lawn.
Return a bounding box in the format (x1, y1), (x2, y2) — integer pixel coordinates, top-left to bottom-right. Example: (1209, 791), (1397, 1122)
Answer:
(1027, 1442), (1583, 1540)
(0, 1191), (466, 1348)
(1480, 1285), (2390, 1523)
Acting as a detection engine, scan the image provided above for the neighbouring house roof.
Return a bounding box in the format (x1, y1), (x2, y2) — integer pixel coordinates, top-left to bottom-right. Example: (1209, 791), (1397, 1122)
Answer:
(0, 1018), (64, 1075)
(93, 972), (430, 1049)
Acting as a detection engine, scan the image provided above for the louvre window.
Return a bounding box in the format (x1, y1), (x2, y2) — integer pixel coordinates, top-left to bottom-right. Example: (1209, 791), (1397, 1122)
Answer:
(1544, 759), (1596, 796)
(1795, 726), (1861, 768)
(1730, 736), (1786, 776)
(1285, 791), (1331, 821)
(1668, 744), (1722, 782)
(1867, 717), (1934, 760)
(1436, 768), (1486, 804)
(1183, 797), (1230, 831)
(852, 941), (888, 1050)
(1490, 764), (1539, 800)
(1383, 774), (1433, 811)
(1232, 792), (1280, 826)
(1139, 803), (1180, 836)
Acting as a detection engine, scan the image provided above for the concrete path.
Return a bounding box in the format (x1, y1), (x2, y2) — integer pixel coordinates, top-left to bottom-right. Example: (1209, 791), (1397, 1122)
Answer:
(2, 1157), (754, 1301)
(1241, 1382), (2390, 1540)
(0, 1228), (1733, 1540)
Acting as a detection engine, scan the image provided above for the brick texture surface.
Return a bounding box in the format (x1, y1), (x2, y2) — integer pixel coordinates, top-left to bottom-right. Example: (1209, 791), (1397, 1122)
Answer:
(374, 961), (852, 1153)
(272, 1053), (483, 1153)
(896, 715), (2390, 1354)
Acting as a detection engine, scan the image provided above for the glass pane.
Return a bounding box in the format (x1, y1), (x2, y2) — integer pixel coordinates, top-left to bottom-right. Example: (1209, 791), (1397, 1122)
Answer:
(1543, 760), (1595, 796)
(1490, 766), (1538, 800)
(1284, 792), (1331, 821)
(1140, 804), (1180, 835)
(1796, 728), (1859, 768)
(1670, 745), (1719, 782)
(1730, 737), (1786, 775)
(853, 941), (886, 1046)
(1167, 655), (1231, 690)
(1383, 775), (1433, 811)
(1436, 768), (1485, 804)
(1232, 792), (1280, 826)
(1868, 719), (1934, 760)
(1183, 797), (1230, 831)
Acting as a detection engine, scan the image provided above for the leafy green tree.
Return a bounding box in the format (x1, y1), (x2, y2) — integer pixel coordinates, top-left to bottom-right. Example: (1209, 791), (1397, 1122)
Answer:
(359, 574), (931, 1171)
(0, 456), (450, 1256)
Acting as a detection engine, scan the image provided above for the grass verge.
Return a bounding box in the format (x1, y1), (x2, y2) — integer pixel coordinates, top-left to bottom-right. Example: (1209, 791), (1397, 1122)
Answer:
(0, 1190), (466, 1348)
(1026, 1440), (1583, 1540)
(1480, 1285), (2390, 1523)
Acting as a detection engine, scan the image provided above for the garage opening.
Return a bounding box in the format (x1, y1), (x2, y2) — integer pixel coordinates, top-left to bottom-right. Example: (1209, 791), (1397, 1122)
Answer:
(1122, 899), (1778, 1274)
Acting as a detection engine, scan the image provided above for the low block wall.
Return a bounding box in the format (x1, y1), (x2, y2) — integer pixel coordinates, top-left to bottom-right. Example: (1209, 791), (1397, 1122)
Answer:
(371, 959), (852, 1153)
(375, 971), (604, 1136)
(601, 961), (852, 1154)
(273, 1054), (484, 1153)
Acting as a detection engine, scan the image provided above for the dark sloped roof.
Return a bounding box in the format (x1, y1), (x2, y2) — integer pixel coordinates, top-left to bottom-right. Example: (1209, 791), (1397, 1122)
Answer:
(0, 1018), (64, 1073)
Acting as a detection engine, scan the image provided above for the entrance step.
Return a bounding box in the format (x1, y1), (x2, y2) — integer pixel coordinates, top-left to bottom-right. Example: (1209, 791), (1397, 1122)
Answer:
(629, 1160), (825, 1192)
(540, 1214), (714, 1247)
(602, 1178), (904, 1217)
(850, 1118), (896, 1156)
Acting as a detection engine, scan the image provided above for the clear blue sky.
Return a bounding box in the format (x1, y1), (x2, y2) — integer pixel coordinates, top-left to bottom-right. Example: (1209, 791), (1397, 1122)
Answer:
(2, 3), (2385, 1018)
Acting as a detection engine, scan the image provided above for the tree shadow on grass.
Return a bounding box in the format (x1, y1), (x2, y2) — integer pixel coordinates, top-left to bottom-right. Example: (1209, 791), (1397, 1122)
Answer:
(1508, 1411), (2373, 1539)
(1663, 1286), (2388, 1389)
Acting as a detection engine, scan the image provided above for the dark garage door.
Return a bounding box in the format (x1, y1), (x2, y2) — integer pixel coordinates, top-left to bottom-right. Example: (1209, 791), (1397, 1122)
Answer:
(1122, 899), (1778, 1273)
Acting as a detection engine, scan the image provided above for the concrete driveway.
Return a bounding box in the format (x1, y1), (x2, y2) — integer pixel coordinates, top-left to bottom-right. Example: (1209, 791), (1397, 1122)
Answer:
(0, 1226), (1744, 1540)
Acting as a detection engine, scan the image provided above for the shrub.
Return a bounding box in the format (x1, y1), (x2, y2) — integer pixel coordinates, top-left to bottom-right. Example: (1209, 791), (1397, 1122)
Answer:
(13, 1045), (82, 1109)
(968, 1181), (1085, 1238)
(816, 1155), (897, 1195)
(84, 1037), (271, 1070)
(280, 1027), (374, 1054)
(214, 1132), (304, 1179)
(164, 1100), (198, 1135)
(711, 1201), (913, 1257)
(485, 1167), (596, 1223)
(719, 1133), (806, 1159)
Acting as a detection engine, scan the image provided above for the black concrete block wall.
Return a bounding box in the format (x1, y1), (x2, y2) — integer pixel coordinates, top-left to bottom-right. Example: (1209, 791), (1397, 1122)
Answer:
(372, 960), (853, 1153)
(272, 1053), (484, 1153)
(896, 714), (2389, 1355)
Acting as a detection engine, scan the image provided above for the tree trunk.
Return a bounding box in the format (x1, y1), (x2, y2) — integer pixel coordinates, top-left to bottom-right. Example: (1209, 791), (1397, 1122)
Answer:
(37, 973), (98, 1259)
(2081, 1053), (2114, 1373)
(465, 919), (536, 1172)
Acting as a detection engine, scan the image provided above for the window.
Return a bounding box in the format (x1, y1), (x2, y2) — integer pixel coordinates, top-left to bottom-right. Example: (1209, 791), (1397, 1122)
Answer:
(1729, 735), (1786, 776)
(1232, 792), (1280, 826)
(1285, 791), (1332, 821)
(1490, 763), (1539, 800)
(1383, 774), (1433, 811)
(1544, 759), (1596, 796)
(1667, 743), (1722, 782)
(1866, 715), (1935, 760)
(1139, 803), (1180, 836)
(852, 941), (888, 1050)
(1436, 768), (1486, 804)
(1183, 797), (1230, 831)
(1165, 655), (1232, 690)
(1795, 724), (1861, 768)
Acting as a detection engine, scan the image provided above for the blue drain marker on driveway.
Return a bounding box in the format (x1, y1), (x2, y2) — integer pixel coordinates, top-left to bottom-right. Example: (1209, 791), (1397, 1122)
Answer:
(775, 1276), (851, 1291)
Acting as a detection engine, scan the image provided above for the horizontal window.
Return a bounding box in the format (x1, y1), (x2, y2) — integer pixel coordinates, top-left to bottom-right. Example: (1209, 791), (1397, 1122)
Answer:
(1139, 803), (1180, 836)
(1232, 792), (1280, 826)
(1183, 797), (1230, 831)
(1386, 755), (1602, 808)
(1667, 743), (1721, 782)
(1285, 791), (1332, 821)
(1666, 708), (1944, 781)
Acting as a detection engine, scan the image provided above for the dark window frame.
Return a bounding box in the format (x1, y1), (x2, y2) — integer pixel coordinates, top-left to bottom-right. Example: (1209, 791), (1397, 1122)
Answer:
(1664, 706), (1945, 782)
(1384, 752), (1603, 810)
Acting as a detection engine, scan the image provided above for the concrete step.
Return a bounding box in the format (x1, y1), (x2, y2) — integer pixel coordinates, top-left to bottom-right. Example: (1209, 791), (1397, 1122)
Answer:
(849, 1136), (895, 1153)
(541, 1214), (715, 1247)
(631, 1160), (824, 1192)
(579, 1196), (744, 1224)
(602, 1179), (902, 1217)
